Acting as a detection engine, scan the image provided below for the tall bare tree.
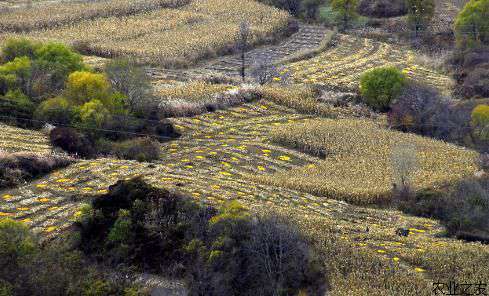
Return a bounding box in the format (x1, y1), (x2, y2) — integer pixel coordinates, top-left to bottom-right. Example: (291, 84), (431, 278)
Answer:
(391, 143), (417, 189)
(236, 21), (251, 82)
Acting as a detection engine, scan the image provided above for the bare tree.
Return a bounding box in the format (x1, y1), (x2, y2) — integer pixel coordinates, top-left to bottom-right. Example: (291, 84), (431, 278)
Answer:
(105, 58), (155, 117)
(236, 21), (251, 82)
(251, 57), (278, 85)
(245, 215), (327, 296)
(251, 56), (292, 85)
(391, 142), (417, 189)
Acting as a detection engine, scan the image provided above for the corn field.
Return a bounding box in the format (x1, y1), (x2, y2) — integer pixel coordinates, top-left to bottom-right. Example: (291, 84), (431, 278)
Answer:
(285, 34), (453, 93)
(262, 118), (478, 205)
(6, 0), (290, 67)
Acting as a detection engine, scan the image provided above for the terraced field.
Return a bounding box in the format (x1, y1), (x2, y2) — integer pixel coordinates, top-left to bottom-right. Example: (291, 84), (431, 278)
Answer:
(4, 0), (290, 67)
(0, 123), (51, 153)
(284, 34), (453, 92)
(1, 99), (488, 291)
(146, 23), (332, 82)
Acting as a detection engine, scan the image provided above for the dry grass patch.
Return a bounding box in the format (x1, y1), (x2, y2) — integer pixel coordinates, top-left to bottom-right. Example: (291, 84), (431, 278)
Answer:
(258, 118), (478, 205)
(157, 82), (262, 117)
(259, 85), (372, 118)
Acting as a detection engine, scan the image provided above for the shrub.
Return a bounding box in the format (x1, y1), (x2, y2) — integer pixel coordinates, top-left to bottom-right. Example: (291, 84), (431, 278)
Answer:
(472, 104), (489, 127)
(258, 0), (302, 16)
(455, 0), (489, 48)
(111, 137), (161, 162)
(34, 96), (73, 125)
(357, 0), (407, 18)
(472, 104), (489, 140)
(448, 47), (489, 99)
(64, 71), (111, 105)
(397, 177), (489, 242)
(188, 201), (328, 296)
(0, 219), (36, 282)
(359, 66), (406, 111)
(78, 99), (112, 130)
(478, 153), (489, 172)
(33, 42), (84, 92)
(0, 89), (34, 126)
(105, 58), (154, 117)
(388, 82), (447, 132)
(388, 82), (478, 148)
(0, 151), (73, 189)
(462, 66), (489, 98)
(77, 178), (211, 274)
(0, 57), (32, 95)
(444, 178), (489, 240)
(77, 179), (329, 294)
(0, 221), (143, 296)
(50, 127), (95, 158)
(0, 218), (36, 257)
(331, 0), (359, 29)
(1, 38), (39, 63)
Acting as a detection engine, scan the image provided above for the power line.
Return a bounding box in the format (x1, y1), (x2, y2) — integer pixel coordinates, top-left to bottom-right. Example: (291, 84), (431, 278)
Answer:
(0, 115), (179, 140)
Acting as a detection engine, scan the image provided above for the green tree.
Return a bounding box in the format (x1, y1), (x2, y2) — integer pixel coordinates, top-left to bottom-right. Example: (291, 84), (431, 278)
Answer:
(64, 71), (111, 105)
(78, 99), (111, 129)
(34, 96), (73, 124)
(0, 219), (36, 282)
(34, 42), (84, 92)
(331, 0), (358, 29)
(455, 0), (489, 48)
(0, 38), (40, 63)
(360, 66), (406, 111)
(407, 0), (435, 36)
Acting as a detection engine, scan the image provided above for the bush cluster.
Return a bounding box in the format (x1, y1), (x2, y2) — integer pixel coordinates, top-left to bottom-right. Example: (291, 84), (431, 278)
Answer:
(395, 176), (489, 242)
(0, 218), (145, 296)
(0, 151), (73, 189)
(111, 137), (161, 162)
(0, 38), (179, 160)
(357, 0), (407, 18)
(258, 0), (324, 20)
(448, 47), (489, 99)
(76, 178), (328, 295)
(359, 66), (406, 111)
(388, 82), (489, 152)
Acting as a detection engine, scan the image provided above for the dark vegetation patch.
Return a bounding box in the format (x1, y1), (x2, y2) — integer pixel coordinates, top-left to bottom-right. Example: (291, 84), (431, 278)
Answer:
(394, 174), (489, 243)
(75, 178), (329, 295)
(388, 82), (489, 152)
(448, 46), (489, 99)
(0, 151), (74, 189)
(357, 0), (407, 18)
(0, 218), (146, 296)
(258, 0), (325, 20)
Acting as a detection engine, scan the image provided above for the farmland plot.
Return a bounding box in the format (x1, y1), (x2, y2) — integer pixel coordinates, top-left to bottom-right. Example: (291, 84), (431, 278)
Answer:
(260, 118), (477, 205)
(285, 34), (453, 92)
(0, 0), (191, 32)
(9, 0), (291, 67)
